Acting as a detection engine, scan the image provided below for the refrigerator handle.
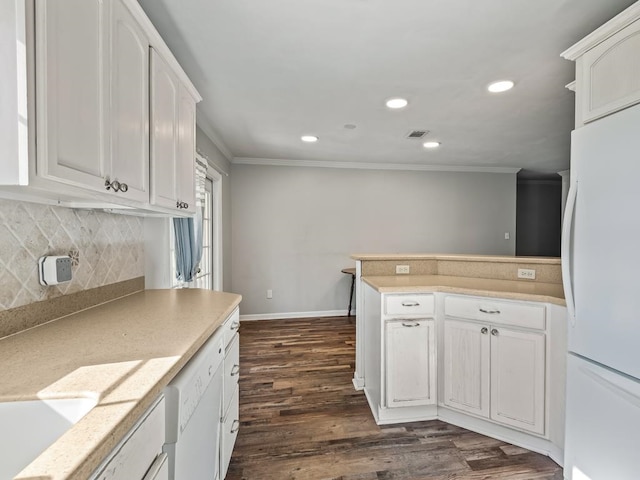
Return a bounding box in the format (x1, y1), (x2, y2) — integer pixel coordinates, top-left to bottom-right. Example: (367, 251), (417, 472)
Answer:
(561, 179), (578, 326)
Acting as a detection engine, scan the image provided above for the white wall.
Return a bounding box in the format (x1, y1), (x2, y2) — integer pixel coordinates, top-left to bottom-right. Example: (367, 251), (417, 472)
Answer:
(231, 165), (517, 316)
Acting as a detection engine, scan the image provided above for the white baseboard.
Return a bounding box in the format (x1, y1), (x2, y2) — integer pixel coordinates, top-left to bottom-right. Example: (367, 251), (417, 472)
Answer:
(239, 309), (354, 321)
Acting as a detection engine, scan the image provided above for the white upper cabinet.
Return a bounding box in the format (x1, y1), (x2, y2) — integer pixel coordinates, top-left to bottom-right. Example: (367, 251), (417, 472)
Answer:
(1, 0), (200, 214)
(562, 4), (640, 126)
(150, 50), (197, 214)
(110, 0), (150, 203)
(35, 0), (109, 191)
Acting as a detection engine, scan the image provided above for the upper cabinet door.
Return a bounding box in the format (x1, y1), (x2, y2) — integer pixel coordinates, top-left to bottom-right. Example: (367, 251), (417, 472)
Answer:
(35, 0), (110, 191)
(150, 48), (179, 210)
(177, 86), (196, 213)
(110, 0), (149, 203)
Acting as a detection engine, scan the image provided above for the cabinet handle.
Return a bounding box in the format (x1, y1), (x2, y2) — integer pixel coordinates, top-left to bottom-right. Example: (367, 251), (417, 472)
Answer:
(176, 201), (181, 208)
(491, 328), (499, 336)
(401, 301), (420, 307)
(479, 308), (501, 314)
(481, 327), (488, 334)
(119, 182), (128, 193)
(230, 364), (240, 376)
(401, 322), (421, 327)
(231, 321), (240, 331)
(231, 419), (240, 434)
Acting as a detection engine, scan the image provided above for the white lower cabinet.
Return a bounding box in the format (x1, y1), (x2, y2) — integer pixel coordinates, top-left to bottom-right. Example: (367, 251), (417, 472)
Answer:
(90, 397), (166, 480)
(443, 320), (490, 417)
(443, 318), (546, 435)
(385, 319), (436, 407)
(220, 311), (240, 479)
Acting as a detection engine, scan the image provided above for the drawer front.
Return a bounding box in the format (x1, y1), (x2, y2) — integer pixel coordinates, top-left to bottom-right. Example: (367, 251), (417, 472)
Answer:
(444, 296), (545, 330)
(384, 294), (435, 316)
(92, 397), (165, 480)
(223, 308), (240, 350)
(221, 385), (240, 480)
(223, 333), (240, 412)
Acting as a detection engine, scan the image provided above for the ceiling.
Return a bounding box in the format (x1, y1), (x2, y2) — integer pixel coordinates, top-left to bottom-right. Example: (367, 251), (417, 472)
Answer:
(138, 0), (637, 174)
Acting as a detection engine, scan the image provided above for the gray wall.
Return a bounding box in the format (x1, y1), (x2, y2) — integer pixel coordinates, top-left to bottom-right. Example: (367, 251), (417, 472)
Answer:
(231, 165), (517, 316)
(196, 126), (232, 291)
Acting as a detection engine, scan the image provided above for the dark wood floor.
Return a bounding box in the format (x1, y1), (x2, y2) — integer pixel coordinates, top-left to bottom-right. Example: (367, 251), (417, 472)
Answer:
(227, 317), (563, 480)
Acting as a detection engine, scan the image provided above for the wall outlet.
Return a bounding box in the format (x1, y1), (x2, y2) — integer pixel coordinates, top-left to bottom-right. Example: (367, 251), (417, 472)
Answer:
(517, 268), (536, 280)
(266, 289), (273, 299)
(396, 265), (410, 274)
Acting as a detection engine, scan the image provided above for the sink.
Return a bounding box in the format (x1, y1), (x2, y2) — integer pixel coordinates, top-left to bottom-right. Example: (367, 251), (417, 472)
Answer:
(0, 397), (98, 479)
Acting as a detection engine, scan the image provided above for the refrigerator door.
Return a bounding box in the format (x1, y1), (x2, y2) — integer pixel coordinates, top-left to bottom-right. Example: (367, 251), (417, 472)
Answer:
(564, 354), (640, 480)
(570, 103), (640, 380)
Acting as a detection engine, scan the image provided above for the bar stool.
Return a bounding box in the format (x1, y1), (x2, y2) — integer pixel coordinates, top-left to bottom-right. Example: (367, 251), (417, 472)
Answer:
(341, 267), (356, 317)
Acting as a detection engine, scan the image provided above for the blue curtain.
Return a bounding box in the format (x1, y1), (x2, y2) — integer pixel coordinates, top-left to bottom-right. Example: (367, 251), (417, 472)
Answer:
(173, 206), (203, 283)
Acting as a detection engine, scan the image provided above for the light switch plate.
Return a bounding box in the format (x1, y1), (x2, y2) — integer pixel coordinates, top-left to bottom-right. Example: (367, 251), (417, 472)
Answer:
(396, 265), (410, 274)
(517, 268), (536, 280)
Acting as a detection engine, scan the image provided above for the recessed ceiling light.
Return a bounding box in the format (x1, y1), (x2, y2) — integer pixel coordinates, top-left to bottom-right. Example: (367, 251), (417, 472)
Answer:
(423, 141), (441, 149)
(487, 80), (515, 93)
(301, 135), (319, 143)
(385, 98), (408, 109)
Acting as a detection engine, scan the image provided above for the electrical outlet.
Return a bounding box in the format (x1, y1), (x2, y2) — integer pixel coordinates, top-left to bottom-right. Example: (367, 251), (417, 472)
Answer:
(395, 265), (410, 274)
(266, 289), (273, 299)
(517, 268), (536, 280)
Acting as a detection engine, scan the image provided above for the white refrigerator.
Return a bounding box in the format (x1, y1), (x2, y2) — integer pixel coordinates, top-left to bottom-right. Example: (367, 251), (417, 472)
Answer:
(562, 102), (640, 480)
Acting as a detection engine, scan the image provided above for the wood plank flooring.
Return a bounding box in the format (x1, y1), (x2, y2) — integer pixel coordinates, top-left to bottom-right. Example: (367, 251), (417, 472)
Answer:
(226, 317), (563, 480)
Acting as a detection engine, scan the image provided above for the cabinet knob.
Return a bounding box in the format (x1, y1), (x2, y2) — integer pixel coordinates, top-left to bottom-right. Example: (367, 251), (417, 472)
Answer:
(119, 183), (128, 193)
(231, 364), (240, 376)
(176, 201), (181, 208)
(481, 327), (488, 334)
(491, 328), (499, 336)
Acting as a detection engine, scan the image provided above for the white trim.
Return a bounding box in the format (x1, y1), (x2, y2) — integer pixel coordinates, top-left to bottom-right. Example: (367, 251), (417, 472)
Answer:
(196, 114), (234, 164)
(561, 2), (640, 60)
(240, 309), (350, 321)
(208, 168), (223, 291)
(232, 157), (521, 174)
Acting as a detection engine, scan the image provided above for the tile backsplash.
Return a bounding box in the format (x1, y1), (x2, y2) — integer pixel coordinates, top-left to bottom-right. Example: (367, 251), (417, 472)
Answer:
(0, 199), (144, 311)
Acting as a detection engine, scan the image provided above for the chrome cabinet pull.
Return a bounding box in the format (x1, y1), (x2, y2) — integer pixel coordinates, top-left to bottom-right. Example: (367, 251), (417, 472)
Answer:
(401, 301), (420, 307)
(481, 327), (488, 334)
(105, 178), (128, 193)
(119, 183), (128, 192)
(230, 365), (240, 376)
(231, 419), (240, 433)
(231, 321), (240, 330)
(401, 322), (420, 327)
(491, 328), (499, 336)
(479, 308), (501, 314)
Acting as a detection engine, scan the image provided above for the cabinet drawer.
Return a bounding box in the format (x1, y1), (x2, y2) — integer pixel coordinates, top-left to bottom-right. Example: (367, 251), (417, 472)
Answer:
(444, 296), (545, 330)
(221, 385), (240, 480)
(384, 294), (434, 316)
(223, 308), (240, 350)
(223, 333), (240, 412)
(91, 397), (165, 480)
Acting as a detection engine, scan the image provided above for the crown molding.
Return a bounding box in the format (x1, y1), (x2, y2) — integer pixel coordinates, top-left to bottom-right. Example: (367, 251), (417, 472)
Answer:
(195, 114), (234, 162)
(561, 2), (640, 60)
(232, 157), (521, 174)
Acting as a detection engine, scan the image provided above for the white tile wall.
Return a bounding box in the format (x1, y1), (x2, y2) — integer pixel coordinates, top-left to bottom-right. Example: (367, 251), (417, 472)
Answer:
(0, 199), (144, 310)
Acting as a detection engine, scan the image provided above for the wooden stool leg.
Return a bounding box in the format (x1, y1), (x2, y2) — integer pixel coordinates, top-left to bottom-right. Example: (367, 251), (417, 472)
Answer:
(348, 274), (355, 316)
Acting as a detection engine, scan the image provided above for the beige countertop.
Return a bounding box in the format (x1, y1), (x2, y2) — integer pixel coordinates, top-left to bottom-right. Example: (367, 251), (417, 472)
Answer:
(0, 289), (242, 480)
(352, 253), (561, 264)
(362, 275), (565, 305)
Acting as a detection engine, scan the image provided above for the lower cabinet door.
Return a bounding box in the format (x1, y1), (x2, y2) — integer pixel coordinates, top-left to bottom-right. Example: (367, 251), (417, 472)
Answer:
(490, 327), (545, 435)
(385, 318), (436, 407)
(220, 385), (240, 479)
(443, 320), (490, 417)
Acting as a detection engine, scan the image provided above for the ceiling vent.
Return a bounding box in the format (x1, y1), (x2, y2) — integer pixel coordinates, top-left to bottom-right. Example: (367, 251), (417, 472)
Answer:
(406, 130), (429, 139)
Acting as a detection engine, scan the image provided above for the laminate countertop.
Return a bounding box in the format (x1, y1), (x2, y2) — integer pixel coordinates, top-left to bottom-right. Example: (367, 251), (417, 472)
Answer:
(362, 275), (565, 305)
(0, 289), (242, 480)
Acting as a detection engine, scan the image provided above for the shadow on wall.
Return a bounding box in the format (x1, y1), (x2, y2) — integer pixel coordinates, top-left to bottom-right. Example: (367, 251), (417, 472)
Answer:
(516, 173), (562, 257)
